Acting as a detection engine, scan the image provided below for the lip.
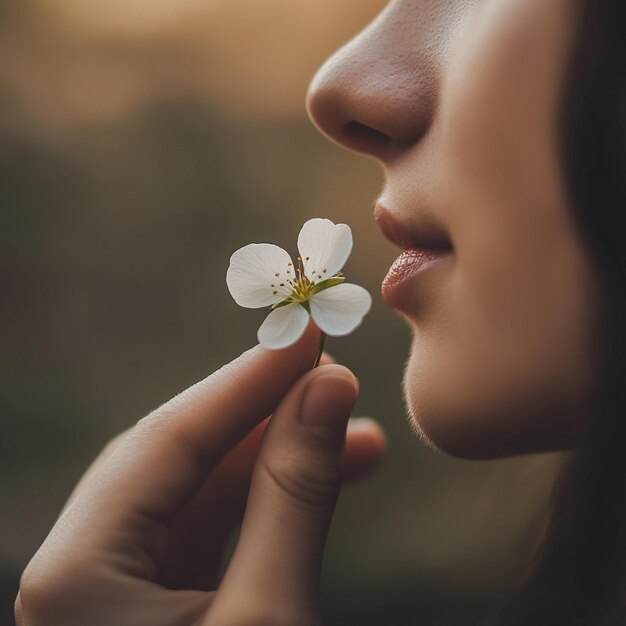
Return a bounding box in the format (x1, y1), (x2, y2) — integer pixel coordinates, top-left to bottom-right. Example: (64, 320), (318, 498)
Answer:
(374, 203), (452, 251)
(375, 203), (453, 309)
(381, 248), (451, 308)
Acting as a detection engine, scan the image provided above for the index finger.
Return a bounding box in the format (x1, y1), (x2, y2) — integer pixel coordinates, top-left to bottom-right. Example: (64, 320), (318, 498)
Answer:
(65, 323), (321, 529)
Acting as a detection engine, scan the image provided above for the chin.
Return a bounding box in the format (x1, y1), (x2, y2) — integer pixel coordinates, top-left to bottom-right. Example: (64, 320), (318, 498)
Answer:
(403, 386), (499, 460)
(402, 353), (579, 461)
(401, 339), (500, 460)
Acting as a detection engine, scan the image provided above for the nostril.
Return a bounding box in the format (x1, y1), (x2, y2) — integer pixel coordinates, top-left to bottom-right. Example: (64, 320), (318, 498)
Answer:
(343, 121), (391, 153)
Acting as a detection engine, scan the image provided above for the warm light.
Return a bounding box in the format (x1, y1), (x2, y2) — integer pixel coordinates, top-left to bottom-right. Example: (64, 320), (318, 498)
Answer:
(40, 0), (209, 36)
(6, 0), (387, 128)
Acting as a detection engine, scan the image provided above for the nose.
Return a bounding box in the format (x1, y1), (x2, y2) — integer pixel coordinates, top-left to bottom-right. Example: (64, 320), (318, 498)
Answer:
(306, 2), (446, 162)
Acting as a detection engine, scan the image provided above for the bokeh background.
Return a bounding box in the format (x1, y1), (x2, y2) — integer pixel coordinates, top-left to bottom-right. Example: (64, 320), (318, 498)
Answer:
(1, 1), (564, 624)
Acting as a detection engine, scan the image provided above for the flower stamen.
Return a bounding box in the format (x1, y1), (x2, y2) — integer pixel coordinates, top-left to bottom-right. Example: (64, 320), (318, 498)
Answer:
(226, 218), (371, 352)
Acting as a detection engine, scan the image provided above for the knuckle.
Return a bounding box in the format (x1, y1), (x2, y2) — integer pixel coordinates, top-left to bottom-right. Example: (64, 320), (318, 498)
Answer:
(134, 395), (201, 444)
(14, 592), (23, 626)
(100, 429), (129, 457)
(17, 555), (97, 625)
(259, 455), (341, 509)
(17, 563), (65, 624)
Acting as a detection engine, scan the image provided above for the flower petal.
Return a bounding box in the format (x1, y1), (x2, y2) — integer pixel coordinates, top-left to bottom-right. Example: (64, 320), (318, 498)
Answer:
(257, 303), (310, 349)
(310, 283), (372, 337)
(226, 243), (294, 308)
(297, 218), (353, 282)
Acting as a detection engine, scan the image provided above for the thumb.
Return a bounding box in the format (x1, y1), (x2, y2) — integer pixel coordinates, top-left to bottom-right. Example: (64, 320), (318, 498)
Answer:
(209, 364), (356, 624)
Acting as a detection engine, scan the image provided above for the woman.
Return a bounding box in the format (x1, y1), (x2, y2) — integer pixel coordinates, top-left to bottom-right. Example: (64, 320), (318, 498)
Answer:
(16, 0), (626, 624)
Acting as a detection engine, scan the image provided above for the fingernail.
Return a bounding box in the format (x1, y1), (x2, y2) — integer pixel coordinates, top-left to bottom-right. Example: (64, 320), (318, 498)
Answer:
(347, 417), (379, 434)
(299, 368), (357, 433)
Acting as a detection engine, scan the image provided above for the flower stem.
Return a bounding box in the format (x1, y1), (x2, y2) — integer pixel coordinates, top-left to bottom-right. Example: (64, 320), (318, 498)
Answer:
(313, 332), (326, 368)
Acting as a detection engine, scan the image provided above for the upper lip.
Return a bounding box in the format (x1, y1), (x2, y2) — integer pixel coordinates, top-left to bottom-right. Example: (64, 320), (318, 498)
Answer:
(374, 202), (453, 251)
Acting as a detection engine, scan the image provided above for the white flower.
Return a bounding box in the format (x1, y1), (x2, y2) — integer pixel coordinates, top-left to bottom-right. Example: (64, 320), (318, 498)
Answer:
(226, 218), (372, 349)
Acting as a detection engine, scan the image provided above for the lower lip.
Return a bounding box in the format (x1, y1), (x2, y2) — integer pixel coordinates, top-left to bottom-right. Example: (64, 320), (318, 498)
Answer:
(382, 248), (451, 307)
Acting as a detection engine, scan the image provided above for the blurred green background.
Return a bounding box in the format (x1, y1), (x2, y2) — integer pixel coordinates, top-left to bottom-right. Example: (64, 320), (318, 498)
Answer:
(1, 1), (563, 624)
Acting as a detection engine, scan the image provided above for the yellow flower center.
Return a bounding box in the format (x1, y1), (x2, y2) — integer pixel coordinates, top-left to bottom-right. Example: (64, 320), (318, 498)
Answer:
(270, 256), (343, 309)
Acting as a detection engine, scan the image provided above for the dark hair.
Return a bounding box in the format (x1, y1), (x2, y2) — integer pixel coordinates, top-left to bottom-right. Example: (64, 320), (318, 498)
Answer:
(495, 0), (626, 624)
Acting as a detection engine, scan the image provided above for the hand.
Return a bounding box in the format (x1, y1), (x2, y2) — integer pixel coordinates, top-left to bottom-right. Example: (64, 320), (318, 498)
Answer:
(16, 324), (385, 626)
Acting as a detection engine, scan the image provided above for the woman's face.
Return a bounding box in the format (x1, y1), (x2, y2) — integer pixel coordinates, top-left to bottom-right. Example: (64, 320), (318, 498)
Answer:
(306, 0), (602, 459)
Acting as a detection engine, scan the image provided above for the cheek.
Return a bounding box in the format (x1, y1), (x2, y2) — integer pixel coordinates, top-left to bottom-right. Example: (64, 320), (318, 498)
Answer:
(440, 0), (573, 208)
(404, 237), (599, 459)
(404, 0), (599, 458)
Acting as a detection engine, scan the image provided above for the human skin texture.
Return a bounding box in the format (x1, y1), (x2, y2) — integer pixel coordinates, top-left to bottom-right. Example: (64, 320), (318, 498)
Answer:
(16, 2), (608, 624)
(16, 325), (386, 626)
(307, 0), (603, 459)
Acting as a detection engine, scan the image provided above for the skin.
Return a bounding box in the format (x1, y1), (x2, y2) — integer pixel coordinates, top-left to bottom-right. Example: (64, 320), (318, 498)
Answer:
(17, 0), (601, 624)
(17, 325), (386, 626)
(307, 0), (602, 459)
